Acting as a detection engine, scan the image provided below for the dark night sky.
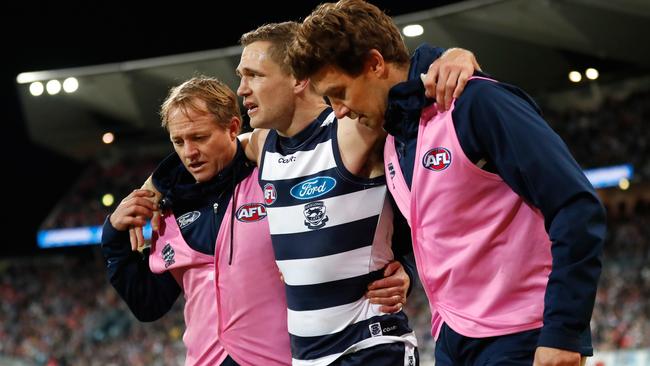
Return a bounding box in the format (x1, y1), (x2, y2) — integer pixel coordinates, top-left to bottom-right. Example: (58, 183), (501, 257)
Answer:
(2, 1), (461, 256)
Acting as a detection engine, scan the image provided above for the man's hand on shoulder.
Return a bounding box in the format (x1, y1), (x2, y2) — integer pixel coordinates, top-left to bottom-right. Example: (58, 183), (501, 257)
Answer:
(421, 47), (481, 111)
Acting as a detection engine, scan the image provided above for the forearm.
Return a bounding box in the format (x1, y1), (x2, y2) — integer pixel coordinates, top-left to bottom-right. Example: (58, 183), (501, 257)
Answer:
(391, 204), (416, 296)
(101, 216), (181, 321)
(539, 194), (605, 352)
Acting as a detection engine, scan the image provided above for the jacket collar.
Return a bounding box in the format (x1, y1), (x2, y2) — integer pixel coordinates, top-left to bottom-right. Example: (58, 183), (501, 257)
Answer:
(384, 44), (440, 136)
(152, 141), (253, 207)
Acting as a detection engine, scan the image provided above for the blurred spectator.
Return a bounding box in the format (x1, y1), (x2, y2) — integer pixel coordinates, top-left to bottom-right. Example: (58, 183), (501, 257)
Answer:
(0, 255), (185, 365)
(545, 90), (650, 181)
(41, 154), (162, 230)
(590, 200), (650, 351)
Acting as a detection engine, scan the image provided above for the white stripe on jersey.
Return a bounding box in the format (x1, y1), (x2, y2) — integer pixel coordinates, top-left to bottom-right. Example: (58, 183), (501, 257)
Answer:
(291, 333), (419, 366)
(266, 185), (387, 235)
(320, 111), (335, 126)
(278, 246), (373, 286)
(261, 140), (336, 181)
(287, 297), (384, 337)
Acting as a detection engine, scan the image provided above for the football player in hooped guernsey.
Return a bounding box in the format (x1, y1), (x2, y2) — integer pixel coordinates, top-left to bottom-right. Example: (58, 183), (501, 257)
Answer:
(288, 1), (606, 365)
(238, 21), (478, 366)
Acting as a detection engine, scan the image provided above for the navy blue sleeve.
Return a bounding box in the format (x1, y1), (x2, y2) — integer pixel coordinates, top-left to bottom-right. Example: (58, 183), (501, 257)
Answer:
(101, 216), (181, 322)
(452, 80), (606, 354)
(389, 195), (416, 297)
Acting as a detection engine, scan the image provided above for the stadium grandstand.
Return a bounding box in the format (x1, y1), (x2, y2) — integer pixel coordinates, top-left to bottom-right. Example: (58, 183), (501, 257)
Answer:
(5, 0), (650, 365)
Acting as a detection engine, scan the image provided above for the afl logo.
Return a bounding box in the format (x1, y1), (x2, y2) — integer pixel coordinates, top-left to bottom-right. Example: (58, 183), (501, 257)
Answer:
(236, 203), (267, 222)
(263, 183), (277, 205)
(423, 147), (451, 171)
(290, 176), (336, 200)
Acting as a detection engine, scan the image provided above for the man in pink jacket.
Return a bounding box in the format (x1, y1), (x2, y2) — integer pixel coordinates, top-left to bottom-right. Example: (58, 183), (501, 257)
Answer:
(102, 77), (291, 365)
(287, 1), (605, 365)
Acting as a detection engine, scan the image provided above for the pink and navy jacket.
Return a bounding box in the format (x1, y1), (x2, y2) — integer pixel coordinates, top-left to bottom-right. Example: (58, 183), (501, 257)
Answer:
(382, 45), (605, 355)
(102, 145), (291, 366)
(386, 77), (554, 338)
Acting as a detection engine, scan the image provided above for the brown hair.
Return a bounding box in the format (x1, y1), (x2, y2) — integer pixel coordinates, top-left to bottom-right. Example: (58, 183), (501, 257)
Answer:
(288, 0), (410, 80)
(160, 76), (241, 133)
(240, 21), (299, 75)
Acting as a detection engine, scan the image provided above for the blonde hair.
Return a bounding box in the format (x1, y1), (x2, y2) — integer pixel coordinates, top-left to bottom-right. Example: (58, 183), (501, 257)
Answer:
(240, 21), (299, 76)
(160, 76), (241, 132)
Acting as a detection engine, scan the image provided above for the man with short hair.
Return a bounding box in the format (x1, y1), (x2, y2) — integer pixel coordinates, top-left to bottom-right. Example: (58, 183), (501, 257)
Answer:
(102, 76), (291, 366)
(288, 1), (606, 365)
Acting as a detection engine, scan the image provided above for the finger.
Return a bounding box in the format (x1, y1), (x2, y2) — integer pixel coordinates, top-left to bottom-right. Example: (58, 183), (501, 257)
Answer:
(444, 69), (461, 110)
(453, 71), (470, 99)
(436, 65), (450, 109)
(368, 277), (403, 291)
(366, 287), (402, 300)
(129, 227), (138, 251)
(383, 261), (401, 277)
(369, 294), (403, 306)
(151, 210), (161, 232)
(140, 177), (163, 206)
(135, 225), (145, 249)
(369, 285), (407, 298)
(425, 62), (440, 99)
(422, 75), (433, 100)
(127, 216), (149, 227)
(379, 303), (403, 314)
(367, 276), (404, 289)
(123, 189), (156, 202)
(126, 197), (158, 211)
(123, 205), (155, 219)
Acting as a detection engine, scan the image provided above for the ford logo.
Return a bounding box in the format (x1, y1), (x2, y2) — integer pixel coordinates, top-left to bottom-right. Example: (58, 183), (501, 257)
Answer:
(290, 176), (337, 200)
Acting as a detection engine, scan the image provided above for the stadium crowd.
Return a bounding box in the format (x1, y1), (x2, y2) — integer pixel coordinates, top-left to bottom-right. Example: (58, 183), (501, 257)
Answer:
(545, 90), (650, 181)
(40, 155), (162, 230)
(0, 256), (185, 366)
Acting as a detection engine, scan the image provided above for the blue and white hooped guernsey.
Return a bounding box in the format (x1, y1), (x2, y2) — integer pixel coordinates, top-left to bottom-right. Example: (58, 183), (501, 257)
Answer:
(259, 108), (417, 366)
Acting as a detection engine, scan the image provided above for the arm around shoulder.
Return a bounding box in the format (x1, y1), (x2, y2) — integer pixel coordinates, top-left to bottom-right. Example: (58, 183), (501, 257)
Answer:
(248, 128), (270, 165)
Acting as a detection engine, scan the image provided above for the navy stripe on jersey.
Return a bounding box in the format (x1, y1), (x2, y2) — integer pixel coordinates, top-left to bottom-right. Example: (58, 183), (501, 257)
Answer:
(285, 269), (384, 311)
(260, 107), (412, 364)
(272, 216), (380, 260)
(290, 312), (413, 361)
(263, 108), (336, 154)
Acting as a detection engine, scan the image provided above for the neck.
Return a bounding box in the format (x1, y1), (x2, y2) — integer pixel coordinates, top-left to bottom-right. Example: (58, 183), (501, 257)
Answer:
(387, 63), (410, 89)
(277, 92), (329, 138)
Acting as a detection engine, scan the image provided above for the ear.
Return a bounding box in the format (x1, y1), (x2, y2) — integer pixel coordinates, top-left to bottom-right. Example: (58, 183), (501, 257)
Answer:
(294, 78), (310, 94)
(228, 117), (242, 140)
(366, 49), (386, 77)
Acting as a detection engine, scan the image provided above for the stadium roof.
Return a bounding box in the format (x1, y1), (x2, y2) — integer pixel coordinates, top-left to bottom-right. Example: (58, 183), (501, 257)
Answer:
(15, 0), (650, 161)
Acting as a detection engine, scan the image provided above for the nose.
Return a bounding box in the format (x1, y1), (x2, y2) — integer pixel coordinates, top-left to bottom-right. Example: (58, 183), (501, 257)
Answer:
(183, 141), (199, 160)
(331, 101), (351, 119)
(237, 78), (249, 97)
